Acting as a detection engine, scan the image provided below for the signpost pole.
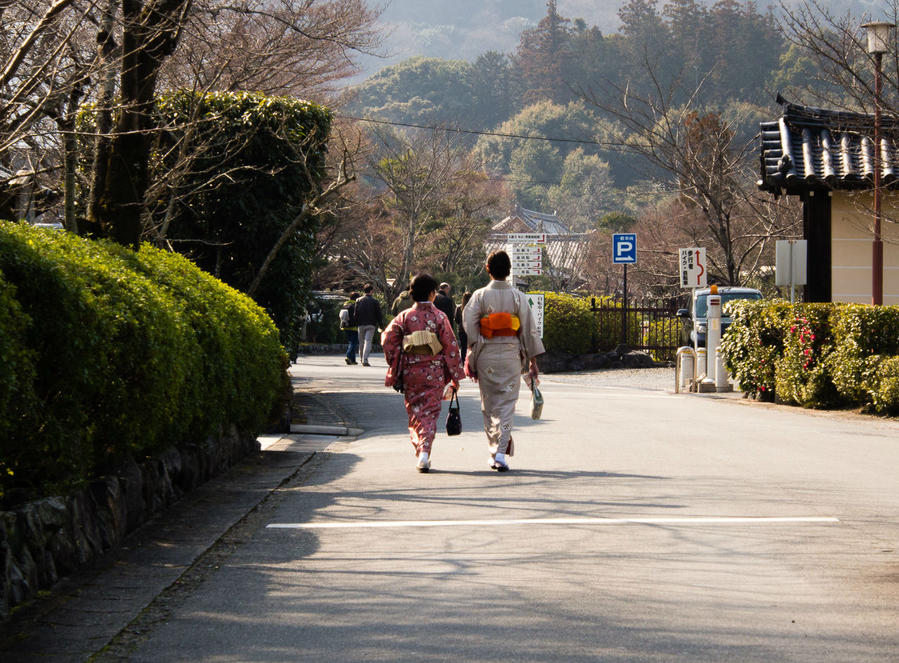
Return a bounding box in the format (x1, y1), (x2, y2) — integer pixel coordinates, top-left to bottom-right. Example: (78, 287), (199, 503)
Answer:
(612, 233), (636, 347)
(621, 263), (628, 345)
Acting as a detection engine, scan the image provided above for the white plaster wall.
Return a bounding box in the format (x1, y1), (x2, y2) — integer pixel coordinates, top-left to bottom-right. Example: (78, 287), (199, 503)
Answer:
(830, 191), (899, 305)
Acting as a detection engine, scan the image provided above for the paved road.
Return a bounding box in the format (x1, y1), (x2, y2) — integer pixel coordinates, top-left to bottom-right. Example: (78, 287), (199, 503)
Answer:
(8, 357), (899, 663)
(97, 355), (899, 662)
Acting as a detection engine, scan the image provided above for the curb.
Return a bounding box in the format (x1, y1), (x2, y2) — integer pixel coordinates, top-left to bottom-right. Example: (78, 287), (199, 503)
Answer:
(290, 423), (363, 436)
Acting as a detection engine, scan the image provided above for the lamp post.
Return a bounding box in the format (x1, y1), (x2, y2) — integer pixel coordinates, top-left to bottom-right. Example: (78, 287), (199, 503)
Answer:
(863, 21), (895, 305)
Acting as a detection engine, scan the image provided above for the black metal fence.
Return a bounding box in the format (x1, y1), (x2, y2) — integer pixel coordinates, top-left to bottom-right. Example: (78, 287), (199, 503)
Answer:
(591, 296), (686, 362)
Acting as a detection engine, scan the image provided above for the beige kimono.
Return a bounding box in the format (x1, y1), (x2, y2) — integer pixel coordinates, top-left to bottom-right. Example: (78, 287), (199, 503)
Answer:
(462, 280), (545, 457)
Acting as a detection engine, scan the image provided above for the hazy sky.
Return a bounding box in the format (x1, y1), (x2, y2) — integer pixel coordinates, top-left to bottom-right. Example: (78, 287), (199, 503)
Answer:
(355, 0), (622, 79)
(354, 0), (879, 81)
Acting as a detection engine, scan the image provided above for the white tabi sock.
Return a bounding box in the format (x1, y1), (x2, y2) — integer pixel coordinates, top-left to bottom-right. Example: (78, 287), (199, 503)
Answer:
(417, 451), (429, 466)
(493, 452), (506, 465)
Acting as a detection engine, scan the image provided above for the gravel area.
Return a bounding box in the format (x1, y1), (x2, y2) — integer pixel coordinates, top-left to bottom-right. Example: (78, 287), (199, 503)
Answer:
(544, 366), (676, 392)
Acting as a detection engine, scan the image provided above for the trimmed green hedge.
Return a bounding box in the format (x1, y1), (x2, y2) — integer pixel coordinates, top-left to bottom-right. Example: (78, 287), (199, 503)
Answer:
(536, 292), (646, 356)
(721, 300), (899, 414)
(0, 221), (287, 506)
(537, 291), (594, 355)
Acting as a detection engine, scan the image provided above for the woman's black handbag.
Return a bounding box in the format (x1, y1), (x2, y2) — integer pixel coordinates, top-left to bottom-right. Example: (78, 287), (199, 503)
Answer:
(445, 390), (461, 436)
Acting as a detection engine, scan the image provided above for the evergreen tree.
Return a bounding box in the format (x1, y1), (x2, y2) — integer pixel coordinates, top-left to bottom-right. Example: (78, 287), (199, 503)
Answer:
(514, 0), (574, 104)
(616, 0), (675, 96)
(471, 51), (524, 129)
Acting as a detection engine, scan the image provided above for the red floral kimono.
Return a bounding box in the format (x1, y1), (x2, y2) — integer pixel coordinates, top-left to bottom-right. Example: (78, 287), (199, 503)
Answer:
(381, 302), (465, 456)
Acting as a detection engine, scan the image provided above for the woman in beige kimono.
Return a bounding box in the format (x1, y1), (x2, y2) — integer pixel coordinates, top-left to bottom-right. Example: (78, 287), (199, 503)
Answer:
(462, 250), (545, 471)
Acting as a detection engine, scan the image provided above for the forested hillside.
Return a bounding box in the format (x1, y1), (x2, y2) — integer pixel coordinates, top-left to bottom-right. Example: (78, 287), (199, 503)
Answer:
(361, 0), (871, 79)
(349, 0), (789, 162)
(342, 0), (813, 296)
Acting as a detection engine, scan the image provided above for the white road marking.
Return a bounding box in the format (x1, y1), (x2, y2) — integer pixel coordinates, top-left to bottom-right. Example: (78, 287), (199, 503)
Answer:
(267, 516), (839, 530)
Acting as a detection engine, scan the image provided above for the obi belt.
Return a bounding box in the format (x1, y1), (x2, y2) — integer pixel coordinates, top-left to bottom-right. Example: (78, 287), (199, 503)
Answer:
(403, 329), (443, 355)
(479, 312), (521, 338)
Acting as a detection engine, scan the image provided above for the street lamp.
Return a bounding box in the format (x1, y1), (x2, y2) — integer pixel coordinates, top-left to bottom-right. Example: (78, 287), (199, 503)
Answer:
(863, 20), (895, 305)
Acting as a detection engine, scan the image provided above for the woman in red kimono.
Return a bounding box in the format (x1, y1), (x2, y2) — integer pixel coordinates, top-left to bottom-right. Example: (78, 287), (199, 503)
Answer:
(382, 273), (464, 472)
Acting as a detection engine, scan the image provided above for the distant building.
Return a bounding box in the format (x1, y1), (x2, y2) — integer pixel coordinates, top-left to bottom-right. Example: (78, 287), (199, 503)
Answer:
(486, 204), (593, 289)
(759, 97), (899, 304)
(489, 205), (570, 236)
(1, 163), (60, 224)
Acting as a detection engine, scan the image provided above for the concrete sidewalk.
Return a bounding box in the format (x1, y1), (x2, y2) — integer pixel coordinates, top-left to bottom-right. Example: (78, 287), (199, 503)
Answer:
(0, 361), (350, 663)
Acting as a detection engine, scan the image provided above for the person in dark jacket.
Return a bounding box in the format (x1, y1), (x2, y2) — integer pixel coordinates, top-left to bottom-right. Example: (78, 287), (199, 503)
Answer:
(454, 290), (472, 362)
(340, 292), (359, 365)
(355, 284), (385, 366)
(433, 282), (456, 334)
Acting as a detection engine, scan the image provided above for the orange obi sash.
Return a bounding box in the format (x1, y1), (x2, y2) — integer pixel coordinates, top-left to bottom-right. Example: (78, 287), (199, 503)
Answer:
(479, 312), (520, 338)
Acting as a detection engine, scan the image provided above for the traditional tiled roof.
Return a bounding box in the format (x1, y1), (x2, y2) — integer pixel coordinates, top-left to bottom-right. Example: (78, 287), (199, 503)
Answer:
(759, 95), (899, 195)
(484, 231), (593, 288)
(490, 204), (570, 235)
(485, 205), (593, 286)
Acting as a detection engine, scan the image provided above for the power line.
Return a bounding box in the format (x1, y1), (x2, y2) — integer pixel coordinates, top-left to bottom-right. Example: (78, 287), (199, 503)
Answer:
(337, 114), (609, 147)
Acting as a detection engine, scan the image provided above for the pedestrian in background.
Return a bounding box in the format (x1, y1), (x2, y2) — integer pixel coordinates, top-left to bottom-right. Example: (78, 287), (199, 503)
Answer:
(382, 273), (464, 472)
(355, 284), (385, 366)
(339, 291), (360, 365)
(463, 250), (544, 472)
(454, 290), (472, 363)
(391, 286), (414, 315)
(433, 282), (455, 332)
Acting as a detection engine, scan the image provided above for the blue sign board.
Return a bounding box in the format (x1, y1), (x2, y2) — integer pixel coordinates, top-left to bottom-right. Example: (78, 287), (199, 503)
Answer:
(612, 233), (637, 264)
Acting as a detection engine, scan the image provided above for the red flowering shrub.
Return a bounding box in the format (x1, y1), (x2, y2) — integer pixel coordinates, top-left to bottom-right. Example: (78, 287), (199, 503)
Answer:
(774, 305), (838, 408)
(720, 299), (791, 400)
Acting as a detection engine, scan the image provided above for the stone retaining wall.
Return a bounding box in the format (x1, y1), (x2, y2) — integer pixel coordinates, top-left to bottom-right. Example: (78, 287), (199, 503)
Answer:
(0, 425), (258, 620)
(538, 347), (663, 373)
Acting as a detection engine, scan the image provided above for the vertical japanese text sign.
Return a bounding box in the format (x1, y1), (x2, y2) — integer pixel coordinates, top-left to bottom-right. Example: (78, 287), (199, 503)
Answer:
(678, 248), (707, 289)
(526, 293), (545, 338)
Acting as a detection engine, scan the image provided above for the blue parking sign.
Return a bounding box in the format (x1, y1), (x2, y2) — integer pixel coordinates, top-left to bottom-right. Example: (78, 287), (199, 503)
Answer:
(612, 233), (637, 264)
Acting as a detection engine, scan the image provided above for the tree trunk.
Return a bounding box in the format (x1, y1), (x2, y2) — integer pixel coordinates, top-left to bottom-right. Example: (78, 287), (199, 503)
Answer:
(95, 0), (191, 249)
(86, 0), (118, 232)
(247, 204), (309, 297)
(62, 118), (78, 232)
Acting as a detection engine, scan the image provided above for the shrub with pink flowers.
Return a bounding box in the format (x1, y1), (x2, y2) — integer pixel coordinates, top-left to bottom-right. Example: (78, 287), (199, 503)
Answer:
(722, 300), (899, 414)
(774, 305), (838, 408)
(720, 299), (791, 400)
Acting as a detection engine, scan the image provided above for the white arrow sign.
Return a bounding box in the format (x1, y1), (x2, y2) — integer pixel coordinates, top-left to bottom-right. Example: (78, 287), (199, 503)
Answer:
(506, 233), (546, 243)
(678, 247), (707, 288)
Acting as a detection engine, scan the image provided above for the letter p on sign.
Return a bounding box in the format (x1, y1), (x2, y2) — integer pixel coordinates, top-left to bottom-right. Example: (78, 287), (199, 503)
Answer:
(612, 233), (637, 264)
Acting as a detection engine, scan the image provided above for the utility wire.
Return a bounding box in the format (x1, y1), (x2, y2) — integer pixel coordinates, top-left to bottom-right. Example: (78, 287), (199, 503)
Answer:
(337, 113), (609, 147)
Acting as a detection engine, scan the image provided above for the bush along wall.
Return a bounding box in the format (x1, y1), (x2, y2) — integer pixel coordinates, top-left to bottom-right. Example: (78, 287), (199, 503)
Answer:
(721, 299), (899, 414)
(538, 291), (594, 355)
(0, 221), (288, 616)
(532, 292), (657, 372)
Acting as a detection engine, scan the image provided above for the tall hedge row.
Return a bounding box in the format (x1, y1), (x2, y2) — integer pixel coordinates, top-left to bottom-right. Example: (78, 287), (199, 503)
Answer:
(721, 300), (899, 414)
(536, 292), (646, 356)
(0, 222), (287, 506)
(539, 291), (594, 355)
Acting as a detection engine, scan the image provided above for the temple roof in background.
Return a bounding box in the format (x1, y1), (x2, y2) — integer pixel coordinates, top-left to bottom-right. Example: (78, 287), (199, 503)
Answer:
(490, 205), (570, 235)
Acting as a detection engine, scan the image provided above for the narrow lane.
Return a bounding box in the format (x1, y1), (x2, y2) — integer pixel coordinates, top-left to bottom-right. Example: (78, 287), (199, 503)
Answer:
(116, 356), (899, 663)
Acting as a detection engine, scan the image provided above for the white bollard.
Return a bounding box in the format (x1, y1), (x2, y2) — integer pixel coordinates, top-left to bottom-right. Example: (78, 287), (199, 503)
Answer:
(700, 286), (721, 392)
(675, 347), (696, 393)
(715, 347), (732, 392)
